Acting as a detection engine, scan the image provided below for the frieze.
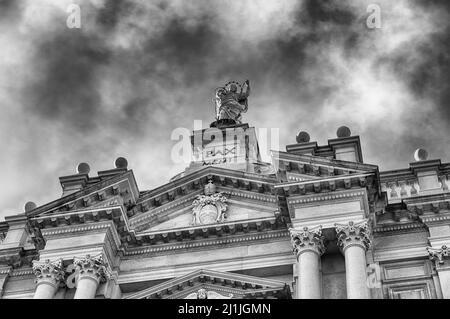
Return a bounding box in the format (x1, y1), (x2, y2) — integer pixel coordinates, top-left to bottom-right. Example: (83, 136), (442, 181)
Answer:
(124, 230), (289, 256)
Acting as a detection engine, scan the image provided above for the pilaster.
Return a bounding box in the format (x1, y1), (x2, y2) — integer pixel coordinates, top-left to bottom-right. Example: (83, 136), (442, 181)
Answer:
(428, 245), (450, 298)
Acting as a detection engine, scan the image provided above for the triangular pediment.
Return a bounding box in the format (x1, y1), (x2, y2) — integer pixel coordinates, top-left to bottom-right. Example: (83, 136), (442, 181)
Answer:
(124, 269), (291, 299)
(129, 166), (281, 235)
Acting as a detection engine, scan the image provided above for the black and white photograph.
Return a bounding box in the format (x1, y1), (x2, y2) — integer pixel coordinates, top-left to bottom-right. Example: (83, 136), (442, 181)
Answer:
(0, 0), (449, 305)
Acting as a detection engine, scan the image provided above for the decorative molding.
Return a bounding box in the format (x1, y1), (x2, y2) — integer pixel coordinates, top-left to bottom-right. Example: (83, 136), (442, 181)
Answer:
(373, 222), (425, 233)
(10, 268), (34, 277)
(289, 225), (325, 257)
(288, 190), (366, 205)
(39, 221), (122, 254)
(131, 191), (202, 227)
(335, 220), (371, 252)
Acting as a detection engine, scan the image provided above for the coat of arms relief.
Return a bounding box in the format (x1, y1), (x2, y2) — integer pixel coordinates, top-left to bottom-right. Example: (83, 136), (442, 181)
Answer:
(191, 180), (228, 226)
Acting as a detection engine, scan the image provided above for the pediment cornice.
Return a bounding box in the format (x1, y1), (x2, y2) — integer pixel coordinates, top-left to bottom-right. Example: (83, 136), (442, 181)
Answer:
(272, 150), (378, 174)
(25, 171), (139, 219)
(124, 268), (291, 299)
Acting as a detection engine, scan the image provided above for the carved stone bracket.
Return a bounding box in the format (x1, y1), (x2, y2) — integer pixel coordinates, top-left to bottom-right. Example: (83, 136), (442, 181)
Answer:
(427, 245), (450, 268)
(73, 254), (111, 284)
(32, 259), (65, 287)
(289, 225), (325, 257)
(335, 221), (371, 252)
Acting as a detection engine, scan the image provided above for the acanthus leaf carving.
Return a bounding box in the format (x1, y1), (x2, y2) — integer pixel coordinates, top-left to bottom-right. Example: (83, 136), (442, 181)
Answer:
(335, 220), (371, 252)
(289, 225), (325, 257)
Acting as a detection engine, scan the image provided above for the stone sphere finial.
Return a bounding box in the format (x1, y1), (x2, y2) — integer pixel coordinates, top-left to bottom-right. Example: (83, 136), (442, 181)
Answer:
(336, 126), (351, 138)
(76, 162), (90, 174)
(296, 131), (310, 143)
(414, 148), (428, 162)
(24, 201), (37, 212)
(115, 157), (128, 169)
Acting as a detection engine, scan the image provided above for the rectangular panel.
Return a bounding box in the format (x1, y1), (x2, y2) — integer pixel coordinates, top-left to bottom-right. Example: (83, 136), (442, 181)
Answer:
(294, 201), (361, 220)
(384, 264), (427, 280)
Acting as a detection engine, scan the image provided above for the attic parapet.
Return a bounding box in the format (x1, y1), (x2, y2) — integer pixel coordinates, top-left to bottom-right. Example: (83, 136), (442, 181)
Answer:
(380, 159), (450, 203)
(59, 157), (131, 197)
(286, 127), (363, 163)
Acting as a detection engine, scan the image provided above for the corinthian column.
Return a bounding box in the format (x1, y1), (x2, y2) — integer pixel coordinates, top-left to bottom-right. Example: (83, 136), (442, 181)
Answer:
(335, 221), (371, 299)
(73, 254), (110, 299)
(290, 225), (325, 299)
(32, 259), (64, 299)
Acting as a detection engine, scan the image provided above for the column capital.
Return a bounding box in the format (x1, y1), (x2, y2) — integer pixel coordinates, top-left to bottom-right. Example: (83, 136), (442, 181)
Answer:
(73, 254), (111, 284)
(428, 245), (450, 269)
(335, 220), (371, 252)
(32, 259), (65, 288)
(289, 225), (325, 258)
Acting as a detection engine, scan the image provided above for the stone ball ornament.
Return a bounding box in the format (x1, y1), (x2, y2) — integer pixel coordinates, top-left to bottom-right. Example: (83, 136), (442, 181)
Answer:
(115, 157), (128, 169)
(296, 131), (311, 143)
(336, 126), (351, 138)
(76, 162), (90, 174)
(414, 148), (428, 162)
(24, 201), (37, 212)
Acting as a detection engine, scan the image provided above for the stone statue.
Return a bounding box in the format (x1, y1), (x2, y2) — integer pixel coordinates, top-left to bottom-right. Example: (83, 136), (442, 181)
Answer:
(214, 80), (250, 125)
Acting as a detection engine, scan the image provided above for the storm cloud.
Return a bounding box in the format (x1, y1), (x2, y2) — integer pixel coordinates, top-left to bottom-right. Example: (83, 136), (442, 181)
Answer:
(0, 0), (449, 218)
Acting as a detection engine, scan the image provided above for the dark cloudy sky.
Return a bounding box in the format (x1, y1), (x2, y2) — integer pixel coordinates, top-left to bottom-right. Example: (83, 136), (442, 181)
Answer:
(0, 0), (449, 219)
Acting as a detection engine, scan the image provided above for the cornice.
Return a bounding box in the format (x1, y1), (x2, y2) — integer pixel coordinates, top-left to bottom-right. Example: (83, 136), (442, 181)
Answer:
(39, 220), (122, 252)
(272, 150), (378, 173)
(275, 173), (373, 189)
(287, 189), (366, 205)
(26, 171), (138, 218)
(373, 222), (425, 234)
(138, 166), (278, 204)
(130, 191), (202, 227)
(420, 214), (450, 224)
(10, 268), (33, 277)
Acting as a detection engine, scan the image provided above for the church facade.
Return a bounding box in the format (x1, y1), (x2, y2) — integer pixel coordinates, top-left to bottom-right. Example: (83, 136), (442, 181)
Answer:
(1, 95), (450, 299)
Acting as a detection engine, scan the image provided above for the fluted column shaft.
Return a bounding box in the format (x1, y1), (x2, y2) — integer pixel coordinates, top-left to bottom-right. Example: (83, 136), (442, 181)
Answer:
(290, 226), (325, 299)
(32, 259), (64, 299)
(73, 254), (110, 299)
(335, 221), (371, 299)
